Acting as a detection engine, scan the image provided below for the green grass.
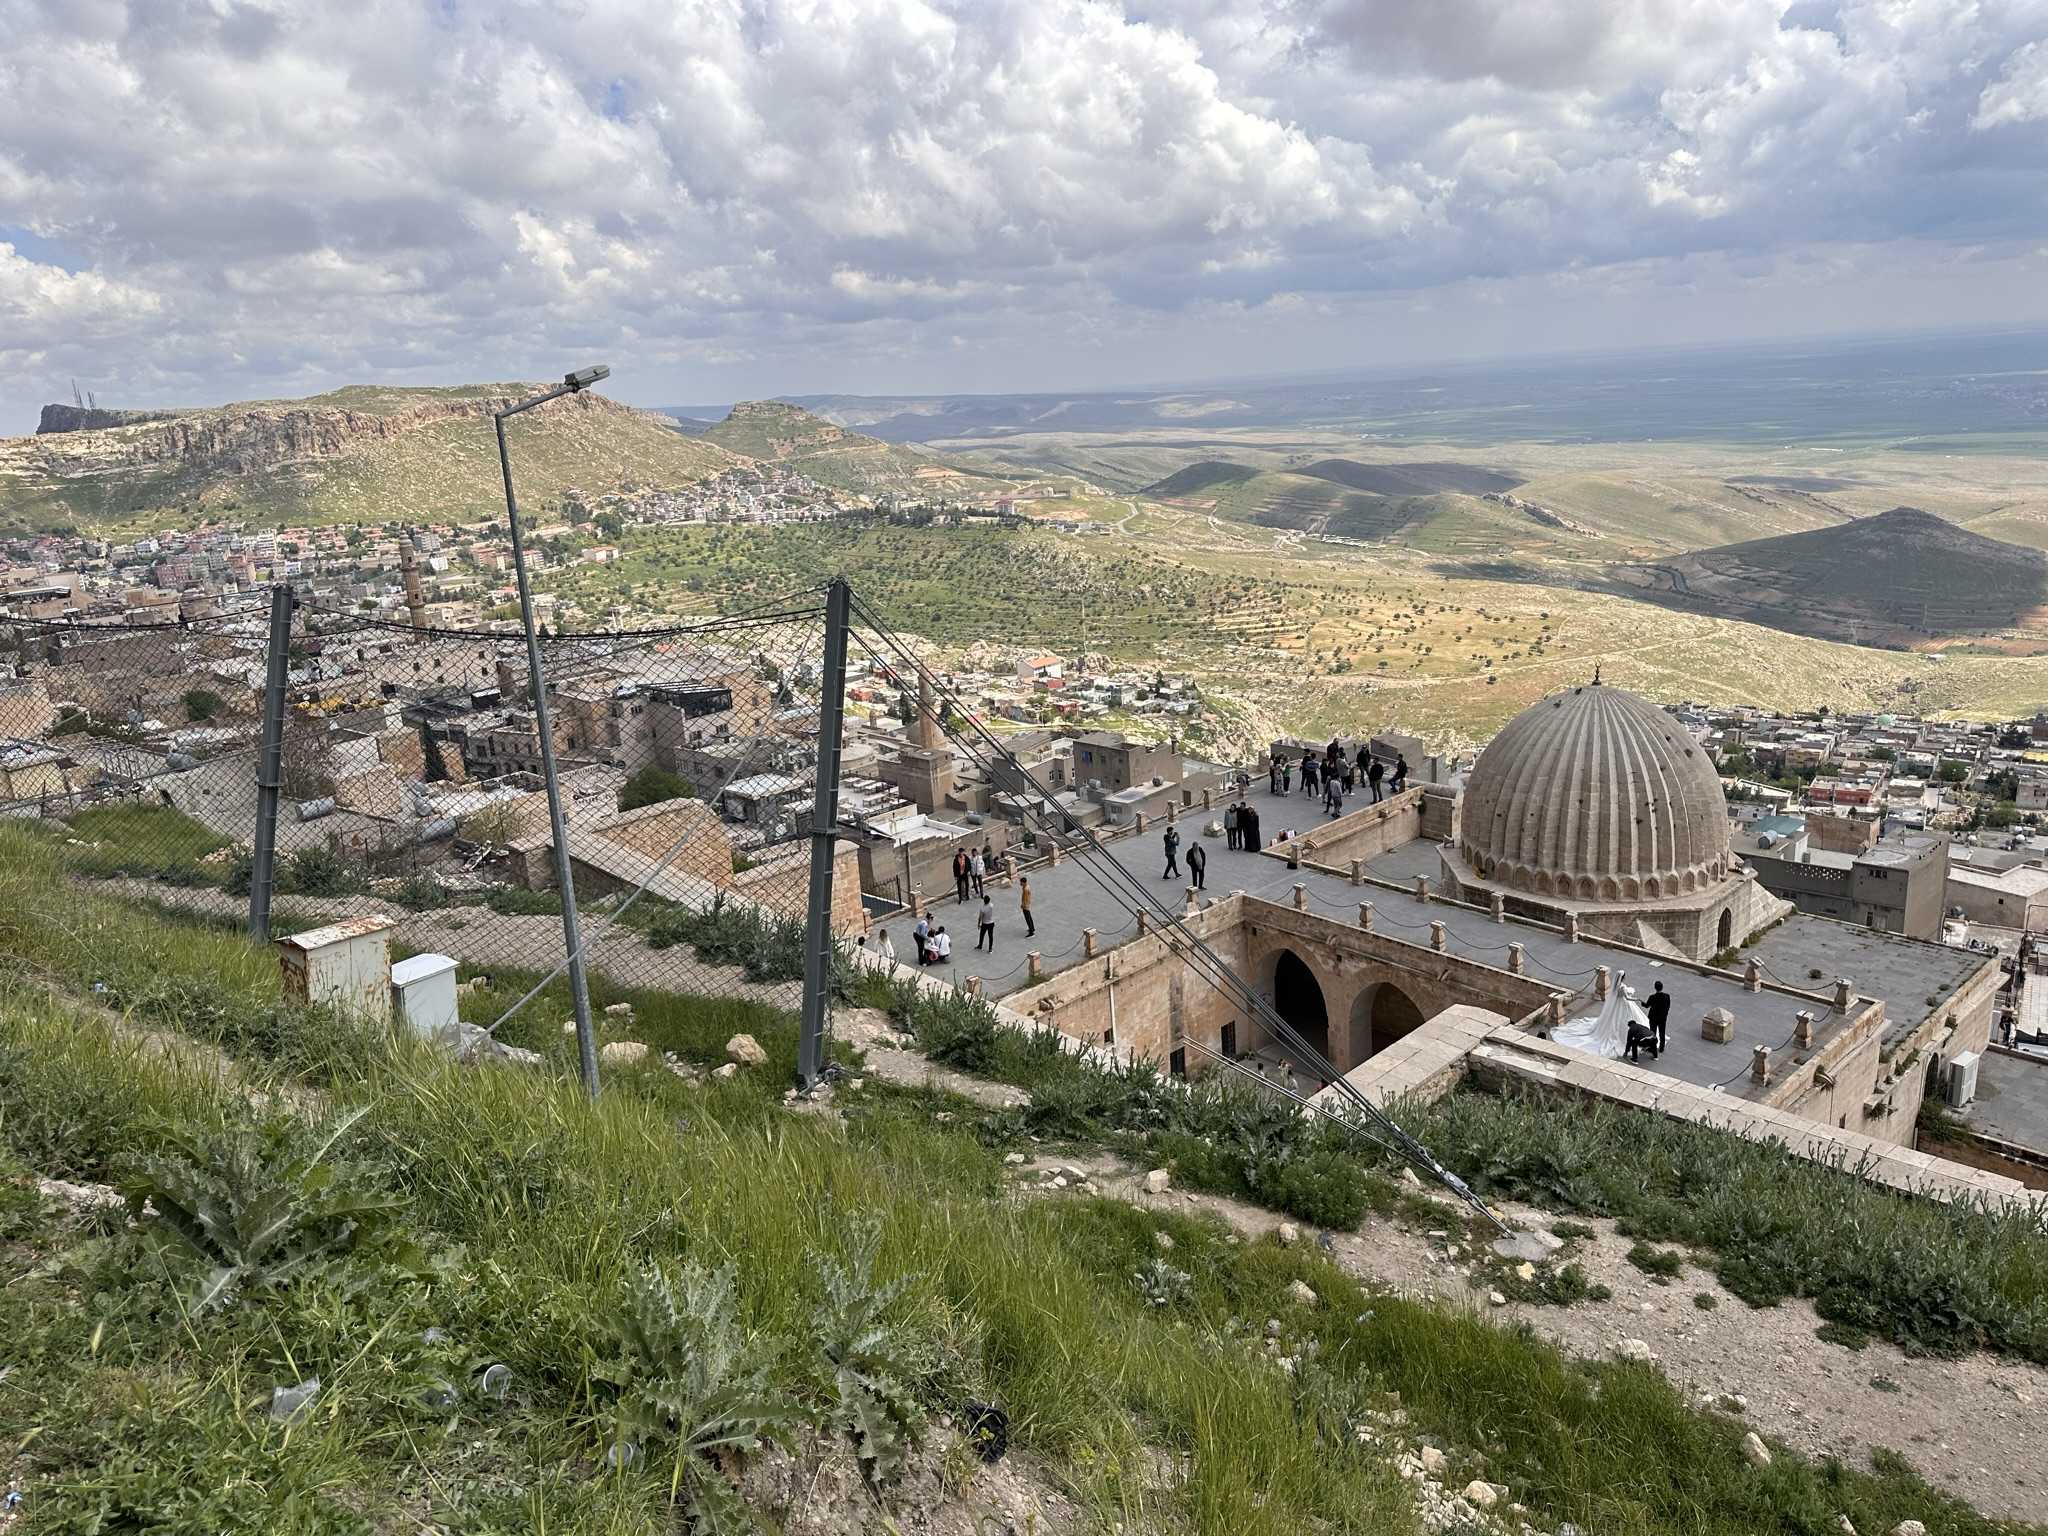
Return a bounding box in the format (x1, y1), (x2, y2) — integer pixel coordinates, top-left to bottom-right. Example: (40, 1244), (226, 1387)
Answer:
(1, 979), (2037, 1536)
(3, 854), (2047, 1532)
(55, 802), (233, 883)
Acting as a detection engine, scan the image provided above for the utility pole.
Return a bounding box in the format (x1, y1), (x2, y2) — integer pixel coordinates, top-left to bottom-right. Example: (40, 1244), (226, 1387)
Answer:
(249, 582), (294, 942)
(797, 577), (852, 1089)
(495, 366), (610, 1099)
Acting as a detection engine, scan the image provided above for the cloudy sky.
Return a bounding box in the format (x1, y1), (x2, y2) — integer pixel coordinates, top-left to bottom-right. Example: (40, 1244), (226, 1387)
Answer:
(2, 0), (2046, 431)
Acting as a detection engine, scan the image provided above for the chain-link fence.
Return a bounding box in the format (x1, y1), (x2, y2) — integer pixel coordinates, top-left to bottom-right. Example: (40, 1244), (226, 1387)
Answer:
(0, 590), (846, 1057)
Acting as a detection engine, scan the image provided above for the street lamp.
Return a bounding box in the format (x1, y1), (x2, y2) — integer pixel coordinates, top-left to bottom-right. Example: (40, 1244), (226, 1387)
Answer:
(494, 364), (610, 1098)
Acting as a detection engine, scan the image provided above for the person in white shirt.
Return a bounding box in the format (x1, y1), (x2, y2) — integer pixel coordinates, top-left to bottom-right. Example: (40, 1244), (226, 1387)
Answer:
(970, 849), (987, 898)
(877, 928), (896, 963)
(932, 926), (952, 963)
(976, 896), (996, 951)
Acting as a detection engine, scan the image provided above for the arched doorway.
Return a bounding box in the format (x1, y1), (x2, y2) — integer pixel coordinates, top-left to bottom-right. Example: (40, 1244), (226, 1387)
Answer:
(1353, 981), (1427, 1061)
(1270, 950), (1330, 1065)
(1717, 909), (1734, 950)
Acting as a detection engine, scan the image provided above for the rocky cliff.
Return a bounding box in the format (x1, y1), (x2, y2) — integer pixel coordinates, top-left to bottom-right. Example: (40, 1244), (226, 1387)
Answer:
(36, 404), (185, 435)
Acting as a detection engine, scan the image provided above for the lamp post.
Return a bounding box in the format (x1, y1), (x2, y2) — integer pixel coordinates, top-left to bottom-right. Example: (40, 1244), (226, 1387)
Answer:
(495, 365), (610, 1098)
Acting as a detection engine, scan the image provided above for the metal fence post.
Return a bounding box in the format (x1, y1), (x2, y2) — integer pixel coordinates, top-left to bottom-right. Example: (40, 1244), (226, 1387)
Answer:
(798, 577), (852, 1089)
(248, 582), (293, 943)
(497, 411), (600, 1099)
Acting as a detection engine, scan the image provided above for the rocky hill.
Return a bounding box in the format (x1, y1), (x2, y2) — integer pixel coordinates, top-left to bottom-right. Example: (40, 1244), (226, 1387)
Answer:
(0, 384), (735, 532)
(1604, 506), (2048, 649)
(696, 400), (977, 494)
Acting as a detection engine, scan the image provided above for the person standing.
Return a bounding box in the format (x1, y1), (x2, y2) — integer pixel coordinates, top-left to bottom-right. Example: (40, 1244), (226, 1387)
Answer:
(1268, 757), (1281, 794)
(878, 928), (896, 963)
(1303, 756), (1318, 796)
(1187, 840), (1207, 891)
(912, 913), (930, 964)
(1367, 757), (1384, 803)
(970, 846), (987, 899)
(1224, 800), (1240, 851)
(1645, 980), (1672, 1054)
(1281, 759), (1292, 793)
(1242, 803), (1262, 852)
(952, 847), (972, 904)
(976, 895), (996, 952)
(1342, 761), (1356, 795)
(1162, 822), (1182, 880)
(1392, 754), (1409, 794)
(1018, 874), (1035, 937)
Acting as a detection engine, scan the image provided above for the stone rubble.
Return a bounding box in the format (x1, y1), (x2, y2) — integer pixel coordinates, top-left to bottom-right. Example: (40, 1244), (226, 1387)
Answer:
(725, 1033), (768, 1067)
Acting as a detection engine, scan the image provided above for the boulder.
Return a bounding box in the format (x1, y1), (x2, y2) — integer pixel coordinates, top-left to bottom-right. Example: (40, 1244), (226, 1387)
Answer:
(725, 1034), (768, 1067)
(603, 1001), (634, 1018)
(1742, 1432), (1772, 1468)
(600, 1041), (650, 1066)
(1277, 1222), (1301, 1247)
(1287, 1280), (1318, 1306)
(1418, 1445), (1446, 1476)
(1615, 1337), (1657, 1363)
(1462, 1481), (1500, 1509)
(1892, 1524), (1927, 1536)
(712, 1062), (739, 1080)
(1145, 1168), (1172, 1195)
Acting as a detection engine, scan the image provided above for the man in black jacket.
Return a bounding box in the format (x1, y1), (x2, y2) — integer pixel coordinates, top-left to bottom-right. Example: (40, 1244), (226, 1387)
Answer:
(1645, 980), (1672, 1054)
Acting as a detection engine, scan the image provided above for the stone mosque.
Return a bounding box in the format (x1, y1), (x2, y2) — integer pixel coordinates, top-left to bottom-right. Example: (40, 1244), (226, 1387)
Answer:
(940, 676), (2002, 1170)
(1438, 678), (1792, 963)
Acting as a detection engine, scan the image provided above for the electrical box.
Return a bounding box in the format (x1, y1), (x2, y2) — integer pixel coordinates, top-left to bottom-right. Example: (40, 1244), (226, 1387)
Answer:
(1944, 1050), (1981, 1109)
(277, 916), (397, 1021)
(390, 953), (460, 1046)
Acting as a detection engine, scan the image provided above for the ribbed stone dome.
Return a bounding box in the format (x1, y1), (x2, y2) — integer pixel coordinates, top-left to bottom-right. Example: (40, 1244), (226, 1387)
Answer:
(1459, 682), (1732, 902)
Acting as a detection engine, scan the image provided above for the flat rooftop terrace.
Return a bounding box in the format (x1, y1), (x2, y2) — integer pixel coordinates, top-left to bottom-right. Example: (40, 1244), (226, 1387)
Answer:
(926, 783), (1885, 1104)
(1967, 1047), (2048, 1157)
(1744, 915), (1986, 1052)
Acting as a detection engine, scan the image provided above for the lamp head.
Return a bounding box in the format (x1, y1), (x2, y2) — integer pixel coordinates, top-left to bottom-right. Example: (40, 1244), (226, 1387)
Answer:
(564, 364), (611, 390)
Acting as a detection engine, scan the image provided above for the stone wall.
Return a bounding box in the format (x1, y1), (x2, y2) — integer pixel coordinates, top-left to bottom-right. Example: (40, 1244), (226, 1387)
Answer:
(1276, 789), (1424, 870)
(1239, 898), (1555, 1072)
(1005, 895), (1250, 1066)
(735, 843), (865, 935)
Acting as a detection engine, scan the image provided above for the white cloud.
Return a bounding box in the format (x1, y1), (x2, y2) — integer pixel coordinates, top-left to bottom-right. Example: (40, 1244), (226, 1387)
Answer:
(0, 0), (2043, 427)
(1975, 38), (2048, 127)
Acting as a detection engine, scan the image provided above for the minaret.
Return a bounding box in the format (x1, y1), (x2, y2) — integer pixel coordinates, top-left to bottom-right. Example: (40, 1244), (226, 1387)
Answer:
(914, 672), (946, 750)
(400, 528), (427, 630)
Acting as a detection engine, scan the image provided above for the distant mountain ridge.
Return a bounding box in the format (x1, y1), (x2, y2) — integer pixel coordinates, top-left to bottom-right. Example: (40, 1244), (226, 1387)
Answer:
(0, 384), (733, 531)
(1604, 506), (2048, 648)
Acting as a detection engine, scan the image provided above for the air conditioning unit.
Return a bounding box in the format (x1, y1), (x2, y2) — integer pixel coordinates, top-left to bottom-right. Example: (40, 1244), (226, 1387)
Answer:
(1944, 1051), (1980, 1109)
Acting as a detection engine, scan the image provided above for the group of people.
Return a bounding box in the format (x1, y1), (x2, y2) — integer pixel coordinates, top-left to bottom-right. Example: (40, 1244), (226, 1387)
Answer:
(950, 843), (1006, 904)
(1273, 739), (1408, 816)
(1160, 823), (1209, 888)
(868, 861), (1036, 969)
(1222, 799), (1263, 851)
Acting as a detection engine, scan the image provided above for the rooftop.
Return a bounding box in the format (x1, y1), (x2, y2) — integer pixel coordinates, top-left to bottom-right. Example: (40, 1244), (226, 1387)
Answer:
(1966, 1049), (2048, 1158)
(1745, 914), (1986, 1053)
(919, 782), (1945, 1105)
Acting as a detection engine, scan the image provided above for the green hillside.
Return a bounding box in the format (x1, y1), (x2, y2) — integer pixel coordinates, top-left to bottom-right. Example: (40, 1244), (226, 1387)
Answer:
(0, 384), (735, 534)
(1610, 505), (2048, 647)
(699, 401), (984, 495)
